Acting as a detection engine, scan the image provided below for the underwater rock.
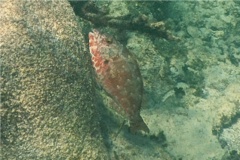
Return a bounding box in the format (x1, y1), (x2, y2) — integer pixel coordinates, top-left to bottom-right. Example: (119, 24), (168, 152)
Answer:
(0, 0), (108, 159)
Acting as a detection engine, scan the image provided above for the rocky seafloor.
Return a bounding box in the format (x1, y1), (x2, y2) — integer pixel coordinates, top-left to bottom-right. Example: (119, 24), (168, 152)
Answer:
(74, 1), (240, 159)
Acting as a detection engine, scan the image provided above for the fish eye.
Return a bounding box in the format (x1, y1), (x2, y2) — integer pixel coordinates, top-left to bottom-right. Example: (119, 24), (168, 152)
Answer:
(104, 59), (109, 64)
(106, 37), (113, 44)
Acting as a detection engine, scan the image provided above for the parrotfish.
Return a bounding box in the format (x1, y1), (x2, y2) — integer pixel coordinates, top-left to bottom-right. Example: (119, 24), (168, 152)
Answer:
(88, 30), (149, 133)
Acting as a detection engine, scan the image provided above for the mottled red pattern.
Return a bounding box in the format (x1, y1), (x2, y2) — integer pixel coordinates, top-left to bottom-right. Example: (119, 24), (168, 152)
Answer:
(89, 30), (149, 133)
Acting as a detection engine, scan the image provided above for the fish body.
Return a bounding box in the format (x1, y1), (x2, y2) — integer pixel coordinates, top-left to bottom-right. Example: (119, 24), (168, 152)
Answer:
(88, 30), (149, 133)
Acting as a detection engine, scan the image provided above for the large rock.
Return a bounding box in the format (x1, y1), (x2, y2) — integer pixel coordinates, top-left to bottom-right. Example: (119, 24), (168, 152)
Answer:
(0, 0), (108, 159)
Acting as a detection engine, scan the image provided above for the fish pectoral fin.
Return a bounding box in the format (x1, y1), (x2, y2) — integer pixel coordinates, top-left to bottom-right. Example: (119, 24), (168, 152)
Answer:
(113, 120), (126, 140)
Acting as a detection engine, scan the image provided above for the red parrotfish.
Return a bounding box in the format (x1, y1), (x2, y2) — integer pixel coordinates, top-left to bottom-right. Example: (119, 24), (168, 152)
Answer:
(88, 30), (149, 133)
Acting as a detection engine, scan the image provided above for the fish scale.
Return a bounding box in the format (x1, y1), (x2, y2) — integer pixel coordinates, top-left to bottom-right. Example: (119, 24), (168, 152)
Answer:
(88, 30), (149, 133)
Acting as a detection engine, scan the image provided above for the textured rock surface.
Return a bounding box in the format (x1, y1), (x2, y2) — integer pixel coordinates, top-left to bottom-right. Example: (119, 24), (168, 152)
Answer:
(1, 0), (108, 159)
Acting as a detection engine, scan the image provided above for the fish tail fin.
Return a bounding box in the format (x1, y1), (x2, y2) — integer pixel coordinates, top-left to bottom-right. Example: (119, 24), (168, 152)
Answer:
(130, 116), (149, 134)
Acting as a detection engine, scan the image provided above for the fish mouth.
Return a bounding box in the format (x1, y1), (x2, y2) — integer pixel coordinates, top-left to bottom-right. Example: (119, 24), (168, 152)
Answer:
(89, 29), (102, 53)
(89, 29), (111, 48)
(89, 30), (97, 43)
(89, 29), (101, 43)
